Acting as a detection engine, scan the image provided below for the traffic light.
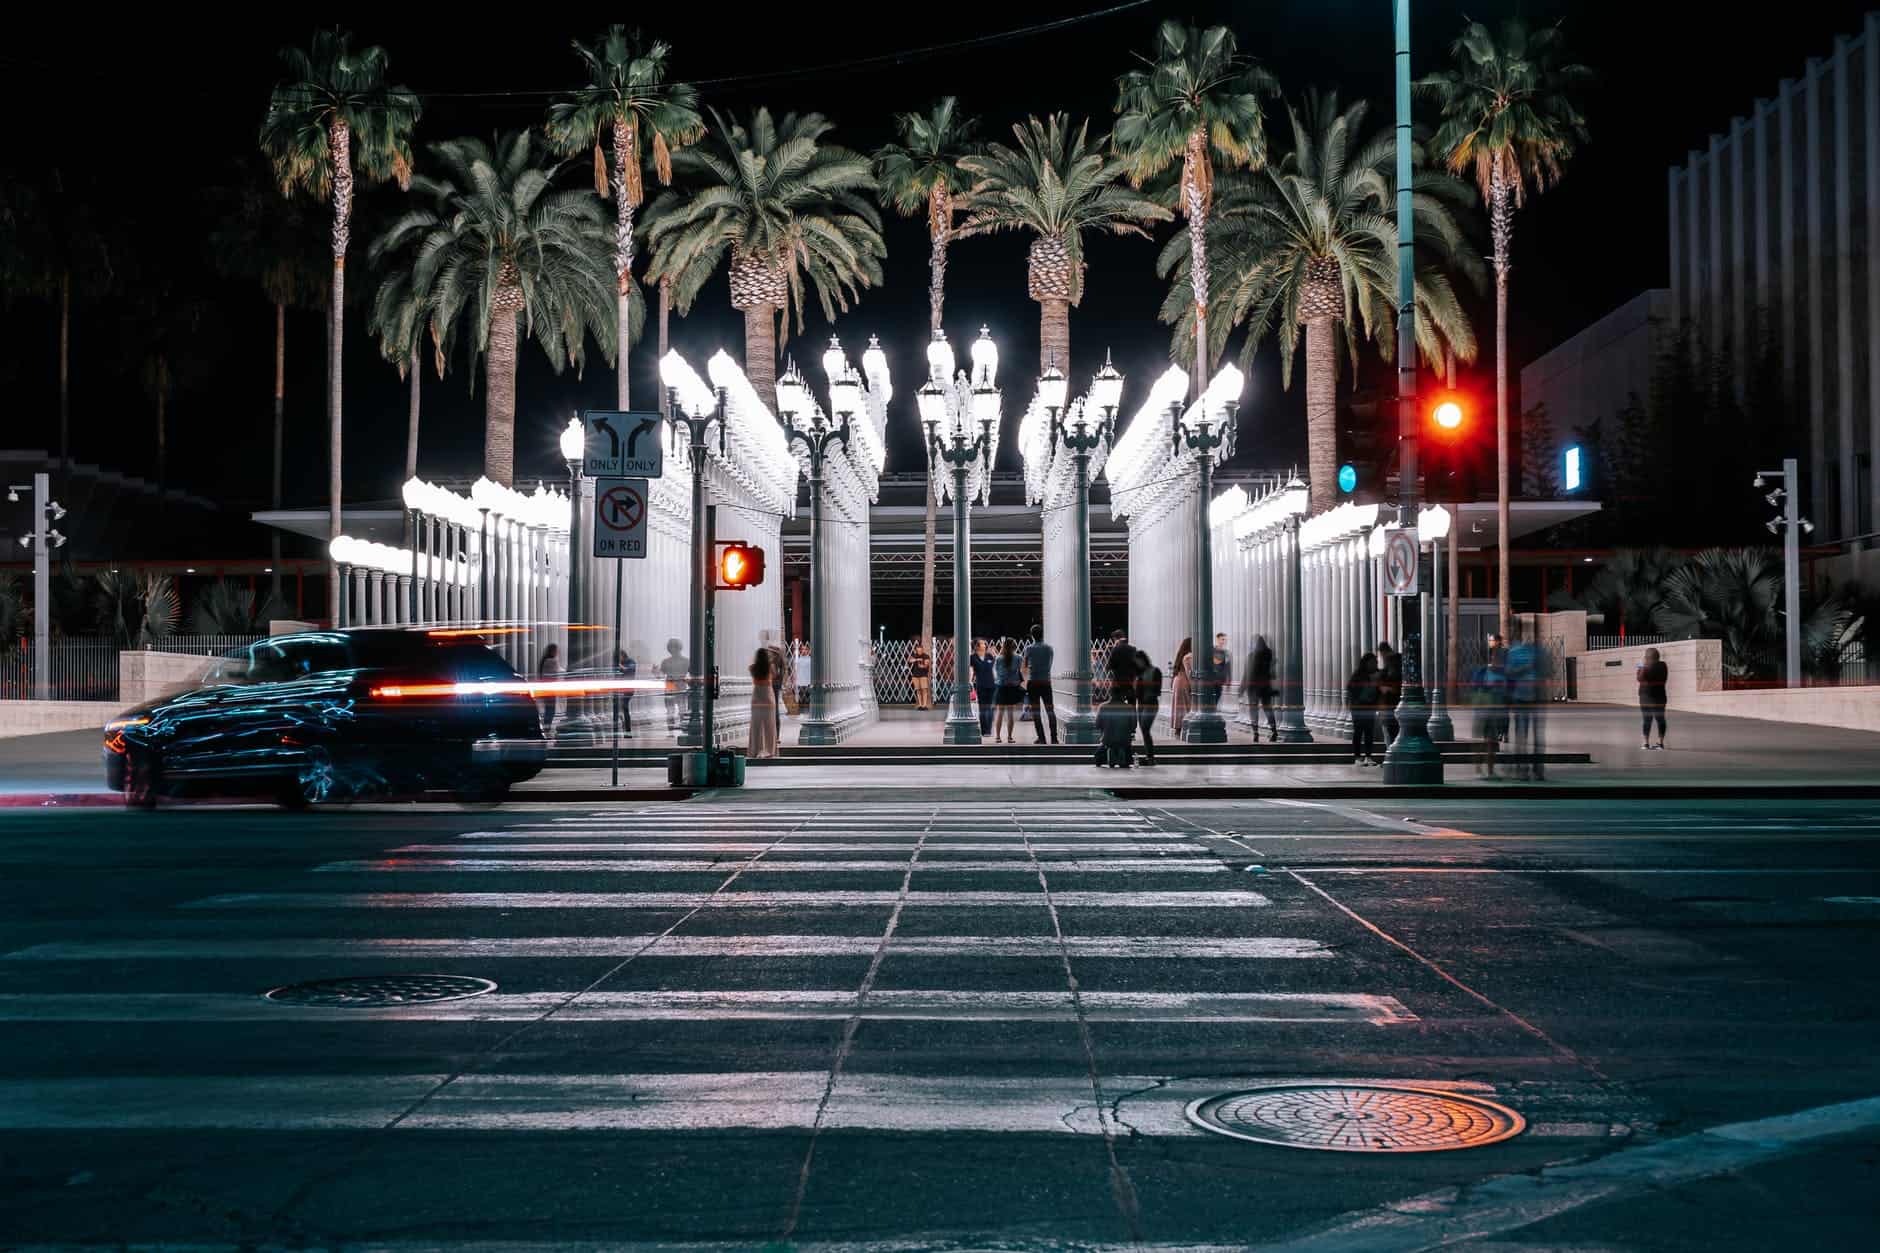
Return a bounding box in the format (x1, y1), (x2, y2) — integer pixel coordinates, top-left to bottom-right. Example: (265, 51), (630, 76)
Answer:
(716, 542), (765, 590)
(1428, 393), (1468, 440)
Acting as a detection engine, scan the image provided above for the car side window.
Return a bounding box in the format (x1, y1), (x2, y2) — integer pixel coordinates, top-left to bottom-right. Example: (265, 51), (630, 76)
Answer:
(274, 639), (354, 679)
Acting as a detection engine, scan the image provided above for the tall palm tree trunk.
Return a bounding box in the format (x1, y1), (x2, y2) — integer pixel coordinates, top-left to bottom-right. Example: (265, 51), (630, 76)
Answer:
(1490, 154), (1513, 638)
(485, 293), (522, 486)
(1185, 131), (1210, 400)
(1446, 501), (1459, 696)
(273, 300), (286, 601)
(1038, 298), (1070, 381)
(742, 304), (778, 413)
(612, 117), (634, 410)
(658, 277), (671, 359)
(1304, 317), (1337, 513)
(326, 117), (353, 624)
(58, 271), (70, 470)
(404, 347), (420, 484)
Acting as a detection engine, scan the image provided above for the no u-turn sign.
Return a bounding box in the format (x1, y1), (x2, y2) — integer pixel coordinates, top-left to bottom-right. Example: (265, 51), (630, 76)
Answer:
(594, 477), (649, 559)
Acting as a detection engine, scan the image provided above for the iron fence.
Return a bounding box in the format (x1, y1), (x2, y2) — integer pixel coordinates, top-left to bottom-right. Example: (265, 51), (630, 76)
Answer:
(141, 634), (266, 658)
(1586, 633), (1678, 650)
(0, 638), (121, 701)
(870, 637), (1120, 705)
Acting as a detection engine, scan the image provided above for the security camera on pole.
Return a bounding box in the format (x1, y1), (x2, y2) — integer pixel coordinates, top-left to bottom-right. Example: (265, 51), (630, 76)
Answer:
(1754, 458), (1812, 687)
(8, 474), (67, 700)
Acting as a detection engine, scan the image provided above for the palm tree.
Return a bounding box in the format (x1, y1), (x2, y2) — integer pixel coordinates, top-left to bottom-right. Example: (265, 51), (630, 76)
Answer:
(209, 168), (327, 598)
(1558, 546), (1684, 638)
(547, 27), (704, 410)
(874, 96), (983, 658)
(260, 28), (421, 617)
(1114, 20), (1277, 397)
(960, 114), (1170, 377)
(369, 131), (621, 486)
(366, 267), (431, 485)
(1419, 18), (1591, 636)
(639, 107), (883, 410)
(1157, 91), (1483, 512)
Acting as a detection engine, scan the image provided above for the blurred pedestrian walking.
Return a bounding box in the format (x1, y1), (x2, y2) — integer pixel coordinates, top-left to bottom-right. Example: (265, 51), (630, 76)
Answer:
(1170, 638), (1194, 736)
(1243, 634), (1277, 741)
(1135, 653), (1164, 766)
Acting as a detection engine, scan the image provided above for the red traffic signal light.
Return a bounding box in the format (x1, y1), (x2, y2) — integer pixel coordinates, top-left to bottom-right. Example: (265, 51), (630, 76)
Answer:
(716, 542), (765, 590)
(1426, 392), (1471, 441)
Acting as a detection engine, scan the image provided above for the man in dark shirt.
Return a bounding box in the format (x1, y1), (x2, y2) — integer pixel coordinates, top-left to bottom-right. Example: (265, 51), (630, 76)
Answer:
(1022, 625), (1059, 744)
(1106, 629), (1142, 690)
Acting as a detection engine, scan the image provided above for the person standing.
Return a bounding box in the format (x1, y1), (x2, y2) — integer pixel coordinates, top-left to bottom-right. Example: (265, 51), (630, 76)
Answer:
(1208, 632), (1232, 719)
(536, 643), (562, 736)
(909, 639), (933, 710)
(1135, 654), (1164, 766)
(992, 637), (1025, 743)
(765, 637), (787, 736)
(1244, 634), (1278, 741)
(614, 645), (637, 736)
(658, 637), (689, 735)
(1170, 638), (1194, 736)
(793, 641), (812, 713)
(1470, 643), (1508, 778)
(967, 638), (996, 736)
(1637, 646), (1669, 750)
(1105, 629), (1142, 693)
(1347, 651), (1382, 766)
(1022, 625), (1059, 745)
(1505, 623), (1549, 779)
(1485, 632), (1509, 744)
(1375, 641), (1403, 746)
(747, 649), (779, 759)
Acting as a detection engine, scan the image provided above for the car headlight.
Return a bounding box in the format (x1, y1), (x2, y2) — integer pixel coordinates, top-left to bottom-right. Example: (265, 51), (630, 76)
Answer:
(104, 716), (150, 734)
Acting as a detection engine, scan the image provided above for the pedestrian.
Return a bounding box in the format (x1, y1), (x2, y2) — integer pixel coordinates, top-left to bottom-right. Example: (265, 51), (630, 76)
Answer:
(1469, 643), (1508, 778)
(1505, 622), (1549, 779)
(536, 643), (562, 735)
(1170, 638), (1194, 736)
(970, 638), (997, 735)
(658, 637), (689, 734)
(748, 649), (779, 760)
(1105, 628), (1142, 692)
(1095, 678), (1136, 768)
(1375, 642), (1402, 745)
(910, 639), (933, 710)
(1022, 625), (1059, 745)
(992, 636), (1025, 742)
(1135, 653), (1164, 766)
(614, 645), (637, 735)
(1347, 651), (1382, 766)
(1637, 645), (1669, 750)
(1485, 631), (1509, 744)
(1208, 632), (1232, 717)
(1244, 634), (1278, 741)
(765, 636), (787, 735)
(794, 641), (812, 712)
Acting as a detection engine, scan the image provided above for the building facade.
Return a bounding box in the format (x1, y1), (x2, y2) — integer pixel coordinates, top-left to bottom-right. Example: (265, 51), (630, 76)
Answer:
(1667, 11), (1880, 542)
(1519, 289), (1669, 455)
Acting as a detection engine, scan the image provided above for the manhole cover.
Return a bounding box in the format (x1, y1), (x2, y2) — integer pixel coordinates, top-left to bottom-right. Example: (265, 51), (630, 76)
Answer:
(264, 974), (496, 1007)
(1186, 1083), (1526, 1152)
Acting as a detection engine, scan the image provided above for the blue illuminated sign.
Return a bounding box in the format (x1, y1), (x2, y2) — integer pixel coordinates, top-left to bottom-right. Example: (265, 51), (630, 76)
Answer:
(1563, 445), (1583, 492)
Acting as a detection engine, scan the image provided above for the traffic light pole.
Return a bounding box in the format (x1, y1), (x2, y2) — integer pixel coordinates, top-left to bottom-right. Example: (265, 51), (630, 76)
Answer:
(1382, 0), (1442, 784)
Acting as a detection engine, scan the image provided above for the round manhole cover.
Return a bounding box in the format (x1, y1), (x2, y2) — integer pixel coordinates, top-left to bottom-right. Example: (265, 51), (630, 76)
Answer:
(1186, 1083), (1525, 1152)
(264, 974), (496, 1007)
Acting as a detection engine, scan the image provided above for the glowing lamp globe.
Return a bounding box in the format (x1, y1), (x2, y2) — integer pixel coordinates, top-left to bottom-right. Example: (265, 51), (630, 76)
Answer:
(971, 325), (998, 386)
(1090, 355), (1124, 414)
(559, 417), (584, 463)
(926, 332), (955, 383)
(1038, 362), (1068, 413)
(829, 368), (863, 418)
(822, 335), (846, 383)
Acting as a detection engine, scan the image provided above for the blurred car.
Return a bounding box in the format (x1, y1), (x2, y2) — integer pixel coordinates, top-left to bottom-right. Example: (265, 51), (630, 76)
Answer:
(103, 628), (547, 808)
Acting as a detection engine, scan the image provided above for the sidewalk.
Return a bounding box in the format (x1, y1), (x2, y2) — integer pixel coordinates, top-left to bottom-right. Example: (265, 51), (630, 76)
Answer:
(6, 703), (1877, 804)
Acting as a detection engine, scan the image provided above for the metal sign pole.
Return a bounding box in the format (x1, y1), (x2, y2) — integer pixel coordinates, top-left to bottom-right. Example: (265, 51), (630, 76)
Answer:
(612, 558), (622, 788)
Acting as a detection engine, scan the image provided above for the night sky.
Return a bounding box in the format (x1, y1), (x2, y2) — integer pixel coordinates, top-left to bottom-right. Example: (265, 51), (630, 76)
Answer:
(4, 1), (1874, 526)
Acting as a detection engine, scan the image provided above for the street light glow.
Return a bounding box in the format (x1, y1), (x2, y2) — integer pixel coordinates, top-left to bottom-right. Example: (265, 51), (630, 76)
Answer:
(559, 416), (584, 463)
(1434, 400), (1464, 430)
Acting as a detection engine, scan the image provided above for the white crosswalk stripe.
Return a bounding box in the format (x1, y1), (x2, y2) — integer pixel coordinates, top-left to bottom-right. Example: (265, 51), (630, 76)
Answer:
(1, 800), (1429, 1145)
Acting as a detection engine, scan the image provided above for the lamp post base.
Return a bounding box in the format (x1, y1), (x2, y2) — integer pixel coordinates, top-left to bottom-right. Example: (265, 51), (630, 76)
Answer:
(1062, 711), (1099, 745)
(943, 711), (983, 745)
(1181, 711), (1228, 744)
(797, 715), (838, 746)
(1381, 730), (1444, 784)
(1275, 721), (1314, 744)
(1428, 708), (1455, 742)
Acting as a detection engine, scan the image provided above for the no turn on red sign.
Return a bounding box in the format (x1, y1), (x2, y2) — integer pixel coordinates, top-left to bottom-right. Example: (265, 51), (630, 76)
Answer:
(1384, 527), (1419, 596)
(593, 477), (649, 559)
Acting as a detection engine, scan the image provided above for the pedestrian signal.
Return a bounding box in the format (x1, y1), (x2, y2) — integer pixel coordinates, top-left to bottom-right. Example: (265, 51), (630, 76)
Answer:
(716, 542), (765, 590)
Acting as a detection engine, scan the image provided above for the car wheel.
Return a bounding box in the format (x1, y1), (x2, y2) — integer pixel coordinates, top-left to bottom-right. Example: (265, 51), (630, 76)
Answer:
(452, 771), (512, 806)
(278, 745), (339, 809)
(124, 748), (162, 810)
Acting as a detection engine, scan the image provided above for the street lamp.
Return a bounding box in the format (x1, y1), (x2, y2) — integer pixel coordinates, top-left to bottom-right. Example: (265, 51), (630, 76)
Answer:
(919, 327), (1001, 745)
(1170, 365), (1242, 743)
(10, 474), (66, 699)
(1756, 458), (1812, 687)
(660, 349), (732, 750)
(1419, 504), (1454, 741)
(559, 416), (585, 639)
(1042, 353), (1121, 744)
(776, 349), (855, 745)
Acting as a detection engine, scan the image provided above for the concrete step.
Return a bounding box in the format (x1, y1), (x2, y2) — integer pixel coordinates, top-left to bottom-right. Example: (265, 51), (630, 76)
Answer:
(545, 743), (1592, 768)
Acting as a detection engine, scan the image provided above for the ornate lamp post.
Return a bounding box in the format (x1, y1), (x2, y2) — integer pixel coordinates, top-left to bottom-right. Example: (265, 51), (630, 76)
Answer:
(776, 351), (855, 746)
(918, 327), (1001, 745)
(1419, 504), (1455, 741)
(659, 351), (732, 750)
(1275, 477), (1314, 743)
(1045, 354), (1122, 744)
(559, 417), (586, 635)
(1171, 366), (1242, 743)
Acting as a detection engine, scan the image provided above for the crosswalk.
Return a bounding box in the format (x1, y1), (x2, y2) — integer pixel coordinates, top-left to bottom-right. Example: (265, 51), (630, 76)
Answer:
(0, 798), (1630, 1243)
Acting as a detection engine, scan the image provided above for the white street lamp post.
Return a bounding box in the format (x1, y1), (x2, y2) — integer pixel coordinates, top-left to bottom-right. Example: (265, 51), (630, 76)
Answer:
(1047, 355), (1121, 745)
(777, 349), (857, 746)
(1171, 368), (1242, 743)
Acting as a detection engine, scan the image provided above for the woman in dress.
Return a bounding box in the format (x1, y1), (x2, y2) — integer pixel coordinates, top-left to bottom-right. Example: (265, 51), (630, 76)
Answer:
(1170, 637), (1194, 736)
(992, 637), (1025, 742)
(909, 640), (932, 710)
(748, 649), (779, 759)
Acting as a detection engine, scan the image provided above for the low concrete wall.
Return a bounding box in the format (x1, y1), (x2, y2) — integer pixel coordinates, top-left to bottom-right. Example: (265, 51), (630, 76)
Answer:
(119, 650), (216, 708)
(1518, 609), (1590, 656)
(1575, 639), (1722, 706)
(0, 700), (121, 739)
(1685, 684), (1880, 733)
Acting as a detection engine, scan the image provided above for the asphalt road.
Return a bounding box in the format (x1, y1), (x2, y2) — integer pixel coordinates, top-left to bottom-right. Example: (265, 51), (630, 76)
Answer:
(0, 791), (1876, 1250)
